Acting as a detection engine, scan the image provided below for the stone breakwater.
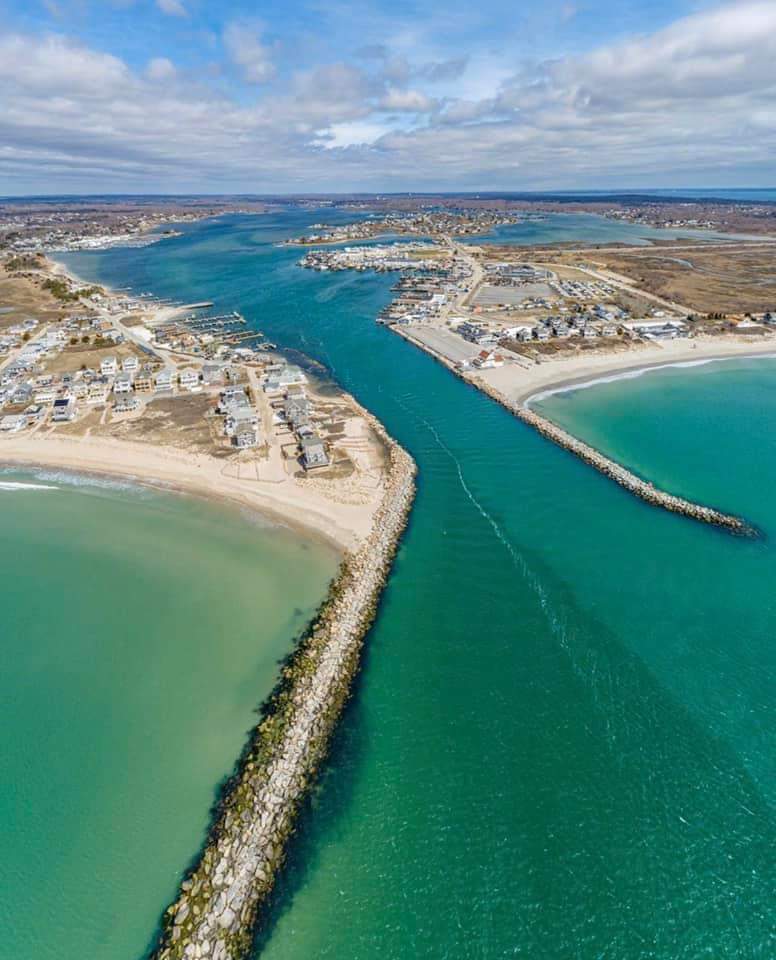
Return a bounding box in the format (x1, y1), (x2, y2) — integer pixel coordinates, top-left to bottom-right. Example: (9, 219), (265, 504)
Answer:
(149, 428), (416, 960)
(392, 326), (754, 536)
(497, 389), (751, 534)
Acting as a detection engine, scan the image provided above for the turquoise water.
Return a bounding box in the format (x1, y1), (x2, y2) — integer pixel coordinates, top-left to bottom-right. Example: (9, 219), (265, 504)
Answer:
(0, 472), (336, 960)
(47, 211), (776, 959)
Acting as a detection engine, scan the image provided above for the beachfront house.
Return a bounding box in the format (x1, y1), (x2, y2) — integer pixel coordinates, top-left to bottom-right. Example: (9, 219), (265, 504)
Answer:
(87, 378), (110, 404)
(218, 386), (247, 411)
(113, 395), (140, 414)
(284, 396), (311, 429)
(122, 355), (139, 373)
(33, 387), (57, 404)
(134, 368), (155, 393)
(234, 423), (259, 449)
(503, 325), (533, 342)
(225, 406), (258, 437)
(0, 414), (26, 433)
(113, 372), (133, 394)
(179, 368), (200, 391)
(52, 397), (77, 422)
(100, 356), (118, 376)
(154, 369), (174, 392)
(473, 350), (505, 369)
(623, 320), (688, 340)
(301, 434), (329, 470)
(264, 364), (307, 393)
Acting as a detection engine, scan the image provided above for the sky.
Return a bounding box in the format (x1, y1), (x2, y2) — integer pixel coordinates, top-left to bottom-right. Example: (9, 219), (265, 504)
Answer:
(1, 0), (775, 195)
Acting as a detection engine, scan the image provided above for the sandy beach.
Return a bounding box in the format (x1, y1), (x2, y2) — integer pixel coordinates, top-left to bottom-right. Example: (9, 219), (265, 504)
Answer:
(0, 433), (380, 553)
(477, 335), (776, 405)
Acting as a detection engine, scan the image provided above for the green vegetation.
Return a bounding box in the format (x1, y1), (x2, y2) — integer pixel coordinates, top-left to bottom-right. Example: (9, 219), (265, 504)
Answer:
(41, 277), (103, 303)
(5, 254), (43, 271)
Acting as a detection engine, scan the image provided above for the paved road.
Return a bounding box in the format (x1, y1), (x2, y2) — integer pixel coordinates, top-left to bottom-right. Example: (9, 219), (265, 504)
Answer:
(408, 325), (481, 365)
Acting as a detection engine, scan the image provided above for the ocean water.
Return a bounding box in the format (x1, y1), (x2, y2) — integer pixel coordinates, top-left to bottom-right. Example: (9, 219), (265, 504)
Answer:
(0, 472), (336, 960)
(46, 211), (776, 959)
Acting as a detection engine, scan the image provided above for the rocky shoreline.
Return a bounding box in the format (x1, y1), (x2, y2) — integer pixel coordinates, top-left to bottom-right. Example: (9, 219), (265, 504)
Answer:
(149, 422), (416, 960)
(392, 326), (754, 536)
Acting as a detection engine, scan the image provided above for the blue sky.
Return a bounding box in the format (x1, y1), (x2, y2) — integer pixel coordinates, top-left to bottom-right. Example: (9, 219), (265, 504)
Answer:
(1, 0), (774, 194)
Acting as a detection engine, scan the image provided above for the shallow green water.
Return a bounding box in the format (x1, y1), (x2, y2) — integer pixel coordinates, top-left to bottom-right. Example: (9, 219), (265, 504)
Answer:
(0, 473), (336, 960)
(46, 212), (776, 959)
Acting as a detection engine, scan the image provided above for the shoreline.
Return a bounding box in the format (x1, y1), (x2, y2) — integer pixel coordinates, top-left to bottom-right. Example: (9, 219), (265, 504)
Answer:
(0, 435), (371, 554)
(16, 240), (420, 960)
(149, 424), (416, 960)
(391, 325), (756, 534)
(478, 336), (776, 406)
(7, 254), (389, 555)
(522, 351), (776, 405)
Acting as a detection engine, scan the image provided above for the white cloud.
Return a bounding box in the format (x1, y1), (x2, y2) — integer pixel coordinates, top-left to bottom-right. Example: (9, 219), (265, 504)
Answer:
(223, 21), (275, 84)
(316, 120), (391, 149)
(146, 57), (176, 82)
(380, 87), (437, 112)
(3, 3), (776, 192)
(156, 0), (187, 17)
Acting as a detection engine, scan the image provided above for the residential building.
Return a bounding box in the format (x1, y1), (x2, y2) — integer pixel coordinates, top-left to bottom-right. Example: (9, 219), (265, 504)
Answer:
(113, 395), (140, 414)
(33, 387), (57, 404)
(52, 398), (77, 422)
(134, 368), (155, 393)
(264, 364), (307, 392)
(154, 369), (174, 392)
(113, 372), (134, 394)
(234, 424), (259, 448)
(473, 350), (505, 369)
(301, 434), (329, 469)
(100, 355), (118, 376)
(0, 414), (26, 432)
(179, 368), (200, 391)
(87, 379), (110, 404)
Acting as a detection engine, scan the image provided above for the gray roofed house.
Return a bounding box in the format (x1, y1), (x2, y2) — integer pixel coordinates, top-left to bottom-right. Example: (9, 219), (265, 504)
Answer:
(284, 396), (311, 429)
(300, 434), (329, 469)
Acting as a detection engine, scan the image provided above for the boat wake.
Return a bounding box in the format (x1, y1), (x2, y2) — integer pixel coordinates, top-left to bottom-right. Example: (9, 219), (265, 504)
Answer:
(392, 394), (569, 639)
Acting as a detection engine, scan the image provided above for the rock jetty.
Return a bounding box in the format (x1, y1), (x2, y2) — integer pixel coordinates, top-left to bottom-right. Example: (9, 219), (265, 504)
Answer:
(392, 326), (753, 535)
(500, 389), (751, 534)
(149, 423), (416, 960)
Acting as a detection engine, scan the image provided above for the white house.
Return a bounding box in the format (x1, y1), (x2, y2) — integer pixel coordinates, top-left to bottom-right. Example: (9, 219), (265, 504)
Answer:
(100, 356), (118, 376)
(52, 398), (77, 422)
(113, 372), (134, 394)
(0, 414), (26, 432)
(87, 379), (110, 404)
(179, 368), (200, 391)
(33, 387), (57, 404)
(472, 350), (505, 369)
(155, 369), (174, 392)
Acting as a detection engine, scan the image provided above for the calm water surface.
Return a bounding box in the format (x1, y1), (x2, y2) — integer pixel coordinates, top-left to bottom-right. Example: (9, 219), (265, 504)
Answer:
(0, 472), (336, 960)
(48, 212), (776, 959)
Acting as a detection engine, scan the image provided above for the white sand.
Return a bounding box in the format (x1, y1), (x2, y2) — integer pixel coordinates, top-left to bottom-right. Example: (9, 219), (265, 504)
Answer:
(478, 335), (776, 405)
(0, 433), (381, 552)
